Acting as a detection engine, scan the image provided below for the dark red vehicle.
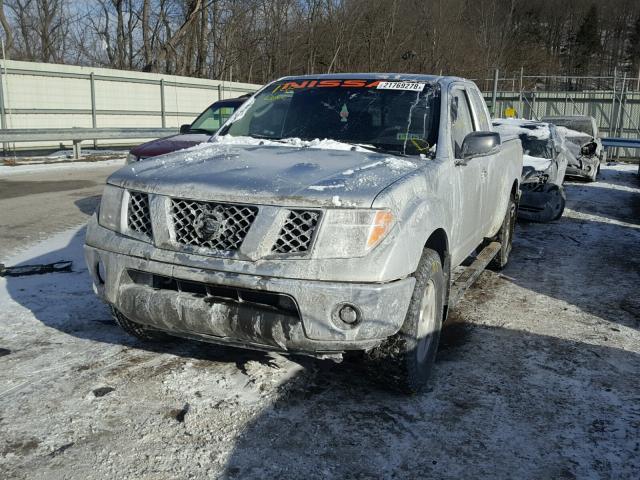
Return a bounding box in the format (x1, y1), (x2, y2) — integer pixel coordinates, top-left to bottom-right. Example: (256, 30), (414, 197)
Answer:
(126, 96), (249, 163)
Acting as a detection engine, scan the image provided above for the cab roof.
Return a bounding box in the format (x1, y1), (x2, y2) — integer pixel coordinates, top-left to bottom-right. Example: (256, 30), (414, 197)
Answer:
(277, 72), (467, 84)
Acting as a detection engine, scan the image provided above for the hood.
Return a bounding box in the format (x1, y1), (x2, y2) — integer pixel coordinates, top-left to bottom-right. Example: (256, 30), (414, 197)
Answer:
(108, 142), (424, 208)
(557, 126), (592, 146)
(564, 133), (593, 146)
(130, 134), (211, 159)
(523, 154), (552, 172)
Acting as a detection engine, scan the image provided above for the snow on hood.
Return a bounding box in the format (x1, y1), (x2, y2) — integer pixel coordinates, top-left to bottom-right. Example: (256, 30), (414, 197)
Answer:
(492, 118), (551, 140)
(556, 125), (593, 146)
(109, 142), (424, 208)
(523, 154), (552, 172)
(206, 135), (373, 152)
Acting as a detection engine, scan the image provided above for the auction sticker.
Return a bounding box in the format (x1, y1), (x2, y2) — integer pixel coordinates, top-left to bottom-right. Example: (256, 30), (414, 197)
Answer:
(377, 81), (425, 91)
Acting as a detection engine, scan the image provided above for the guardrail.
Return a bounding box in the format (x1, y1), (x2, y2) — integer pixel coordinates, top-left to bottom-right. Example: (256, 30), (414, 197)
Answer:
(0, 127), (178, 159)
(601, 137), (640, 149)
(601, 137), (640, 176)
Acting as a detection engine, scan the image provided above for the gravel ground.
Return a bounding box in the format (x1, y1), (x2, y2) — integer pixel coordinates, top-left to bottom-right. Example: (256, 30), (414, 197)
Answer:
(0, 164), (638, 480)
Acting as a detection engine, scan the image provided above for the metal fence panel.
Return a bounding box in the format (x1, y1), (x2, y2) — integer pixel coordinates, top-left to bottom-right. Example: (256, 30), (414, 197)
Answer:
(483, 88), (640, 159)
(0, 60), (260, 152)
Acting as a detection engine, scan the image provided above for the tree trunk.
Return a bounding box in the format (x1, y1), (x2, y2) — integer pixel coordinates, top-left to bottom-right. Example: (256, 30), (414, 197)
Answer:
(0, 0), (14, 55)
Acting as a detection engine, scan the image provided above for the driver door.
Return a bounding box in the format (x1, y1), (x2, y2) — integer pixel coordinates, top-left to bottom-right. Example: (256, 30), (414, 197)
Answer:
(449, 87), (485, 265)
(468, 87), (504, 236)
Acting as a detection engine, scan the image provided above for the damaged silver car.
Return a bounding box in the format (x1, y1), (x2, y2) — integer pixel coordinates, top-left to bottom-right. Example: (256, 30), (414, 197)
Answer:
(493, 119), (570, 222)
(541, 115), (604, 182)
(85, 74), (522, 392)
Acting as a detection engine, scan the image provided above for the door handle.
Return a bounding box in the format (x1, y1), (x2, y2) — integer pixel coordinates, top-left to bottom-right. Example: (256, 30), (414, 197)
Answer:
(481, 168), (488, 178)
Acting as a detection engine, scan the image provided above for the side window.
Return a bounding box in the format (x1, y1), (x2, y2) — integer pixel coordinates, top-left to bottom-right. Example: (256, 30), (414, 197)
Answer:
(191, 106), (237, 132)
(468, 89), (491, 131)
(450, 89), (475, 158)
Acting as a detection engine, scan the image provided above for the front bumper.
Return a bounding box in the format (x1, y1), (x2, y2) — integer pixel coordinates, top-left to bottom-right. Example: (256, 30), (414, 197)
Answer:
(85, 243), (414, 356)
(518, 183), (566, 222)
(566, 155), (599, 178)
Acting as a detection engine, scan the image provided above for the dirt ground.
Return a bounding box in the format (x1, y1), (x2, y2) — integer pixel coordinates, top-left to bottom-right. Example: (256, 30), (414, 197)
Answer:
(0, 163), (639, 480)
(0, 160), (124, 256)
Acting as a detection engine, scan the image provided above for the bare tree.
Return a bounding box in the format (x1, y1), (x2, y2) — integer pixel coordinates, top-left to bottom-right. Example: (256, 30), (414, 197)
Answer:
(0, 0), (639, 83)
(0, 0), (14, 54)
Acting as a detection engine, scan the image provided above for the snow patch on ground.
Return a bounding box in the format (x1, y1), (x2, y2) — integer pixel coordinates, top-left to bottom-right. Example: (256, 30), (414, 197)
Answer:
(0, 158), (125, 177)
(1, 164), (639, 479)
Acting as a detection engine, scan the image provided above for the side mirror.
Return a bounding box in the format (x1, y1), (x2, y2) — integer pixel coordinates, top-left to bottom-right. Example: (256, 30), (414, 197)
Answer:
(179, 124), (191, 134)
(460, 131), (501, 162)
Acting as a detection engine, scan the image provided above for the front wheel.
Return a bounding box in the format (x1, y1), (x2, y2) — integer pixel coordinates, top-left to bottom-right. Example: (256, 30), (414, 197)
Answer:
(489, 194), (517, 270)
(366, 249), (445, 394)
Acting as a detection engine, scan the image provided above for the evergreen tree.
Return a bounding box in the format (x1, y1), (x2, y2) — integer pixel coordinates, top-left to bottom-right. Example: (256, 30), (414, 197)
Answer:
(627, 15), (640, 74)
(573, 5), (601, 74)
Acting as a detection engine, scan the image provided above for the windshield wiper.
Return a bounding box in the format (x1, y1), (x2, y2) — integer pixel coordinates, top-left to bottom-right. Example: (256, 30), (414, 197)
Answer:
(186, 128), (214, 134)
(248, 134), (287, 142)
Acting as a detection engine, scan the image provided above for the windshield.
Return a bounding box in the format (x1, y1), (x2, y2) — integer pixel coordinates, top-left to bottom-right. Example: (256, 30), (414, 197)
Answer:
(220, 79), (440, 156)
(548, 119), (594, 136)
(189, 104), (238, 134)
(520, 135), (553, 159)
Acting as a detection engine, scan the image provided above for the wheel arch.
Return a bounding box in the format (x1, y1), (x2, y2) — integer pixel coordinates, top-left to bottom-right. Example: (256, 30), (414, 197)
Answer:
(511, 178), (520, 201)
(424, 228), (449, 267)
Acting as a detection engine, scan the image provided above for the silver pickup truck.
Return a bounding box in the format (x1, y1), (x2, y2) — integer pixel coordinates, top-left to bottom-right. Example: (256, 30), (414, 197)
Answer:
(85, 74), (522, 392)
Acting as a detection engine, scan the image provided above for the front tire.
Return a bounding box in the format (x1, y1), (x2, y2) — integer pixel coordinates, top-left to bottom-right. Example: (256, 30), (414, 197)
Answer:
(366, 249), (445, 394)
(489, 194), (517, 270)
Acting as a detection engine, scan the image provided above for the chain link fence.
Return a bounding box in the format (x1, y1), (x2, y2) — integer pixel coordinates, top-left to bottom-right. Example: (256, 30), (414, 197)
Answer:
(477, 70), (640, 159)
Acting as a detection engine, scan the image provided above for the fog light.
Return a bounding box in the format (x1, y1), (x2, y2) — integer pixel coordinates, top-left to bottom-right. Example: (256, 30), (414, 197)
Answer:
(338, 304), (360, 325)
(96, 260), (106, 284)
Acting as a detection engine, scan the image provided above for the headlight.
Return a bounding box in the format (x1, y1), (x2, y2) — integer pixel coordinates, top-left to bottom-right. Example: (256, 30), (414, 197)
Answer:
(313, 209), (395, 258)
(98, 185), (126, 232)
(580, 141), (597, 156)
(126, 152), (138, 164)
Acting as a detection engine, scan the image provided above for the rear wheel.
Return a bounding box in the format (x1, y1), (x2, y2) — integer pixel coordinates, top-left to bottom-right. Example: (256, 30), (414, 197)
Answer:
(366, 249), (445, 394)
(489, 194), (517, 270)
(111, 307), (169, 342)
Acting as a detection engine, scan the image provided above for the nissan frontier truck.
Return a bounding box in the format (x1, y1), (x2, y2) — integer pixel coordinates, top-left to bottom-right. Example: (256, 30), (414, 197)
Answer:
(85, 74), (522, 392)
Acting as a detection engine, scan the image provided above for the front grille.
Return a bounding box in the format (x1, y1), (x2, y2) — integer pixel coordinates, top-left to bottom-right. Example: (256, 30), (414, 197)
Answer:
(272, 210), (321, 254)
(170, 199), (258, 252)
(128, 192), (152, 238)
